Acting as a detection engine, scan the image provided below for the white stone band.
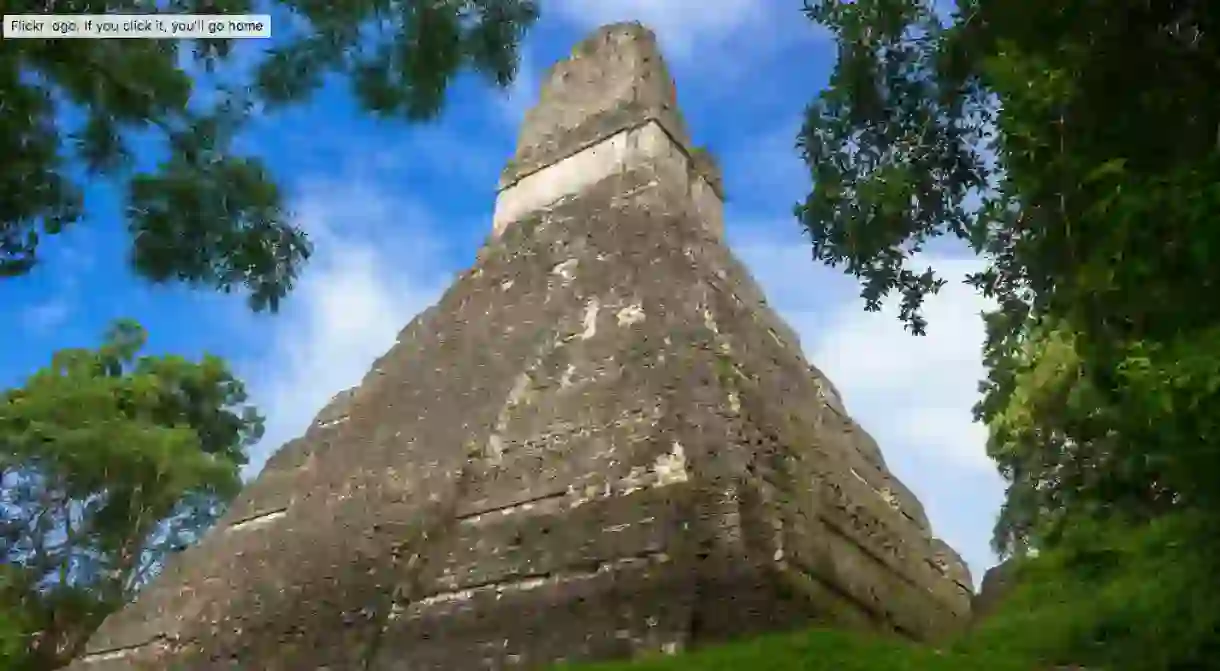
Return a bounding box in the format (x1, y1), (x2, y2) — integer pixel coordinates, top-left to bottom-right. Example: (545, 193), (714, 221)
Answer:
(492, 120), (723, 239)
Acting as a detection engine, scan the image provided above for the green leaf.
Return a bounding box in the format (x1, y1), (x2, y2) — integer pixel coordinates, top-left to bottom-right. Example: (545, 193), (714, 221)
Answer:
(1084, 158), (1127, 184)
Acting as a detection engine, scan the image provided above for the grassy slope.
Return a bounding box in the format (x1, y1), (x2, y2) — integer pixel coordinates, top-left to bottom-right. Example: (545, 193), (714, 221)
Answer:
(559, 627), (1030, 671)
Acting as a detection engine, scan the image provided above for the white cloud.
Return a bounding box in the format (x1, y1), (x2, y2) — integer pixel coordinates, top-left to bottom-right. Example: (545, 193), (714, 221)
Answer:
(812, 257), (994, 469)
(19, 232), (95, 335)
(546, 0), (826, 79)
(731, 223), (1007, 582)
(236, 176), (451, 476)
(21, 298), (71, 334)
(550, 0), (763, 60)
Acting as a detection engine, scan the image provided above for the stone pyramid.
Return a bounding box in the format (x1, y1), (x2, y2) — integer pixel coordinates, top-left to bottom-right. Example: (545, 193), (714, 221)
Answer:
(70, 22), (972, 671)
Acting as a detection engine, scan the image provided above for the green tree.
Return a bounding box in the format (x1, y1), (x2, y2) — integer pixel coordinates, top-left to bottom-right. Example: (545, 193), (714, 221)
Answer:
(0, 320), (263, 670)
(2, 0), (538, 311)
(958, 512), (1220, 670)
(797, 1), (1220, 666)
(797, 0), (1220, 552)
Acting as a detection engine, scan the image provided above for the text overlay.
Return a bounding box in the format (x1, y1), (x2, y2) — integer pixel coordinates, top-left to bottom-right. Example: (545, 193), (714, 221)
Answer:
(3, 14), (272, 39)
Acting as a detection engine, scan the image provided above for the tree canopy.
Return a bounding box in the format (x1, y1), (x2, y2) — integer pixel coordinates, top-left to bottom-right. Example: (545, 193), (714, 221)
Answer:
(798, 0), (1220, 551)
(800, 0), (1220, 667)
(2, 0), (538, 311)
(0, 320), (263, 670)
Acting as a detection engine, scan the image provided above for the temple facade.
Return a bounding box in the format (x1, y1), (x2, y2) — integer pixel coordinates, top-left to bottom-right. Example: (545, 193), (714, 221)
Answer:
(69, 22), (972, 671)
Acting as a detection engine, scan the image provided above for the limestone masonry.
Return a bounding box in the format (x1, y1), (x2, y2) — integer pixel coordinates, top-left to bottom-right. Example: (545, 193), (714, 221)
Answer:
(68, 22), (973, 671)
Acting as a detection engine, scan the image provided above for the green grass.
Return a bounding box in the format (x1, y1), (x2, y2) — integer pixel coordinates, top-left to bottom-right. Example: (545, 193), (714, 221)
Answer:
(556, 627), (1031, 670)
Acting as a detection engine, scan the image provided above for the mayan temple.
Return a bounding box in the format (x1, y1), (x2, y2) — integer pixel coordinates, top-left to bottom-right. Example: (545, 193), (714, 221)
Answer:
(69, 22), (973, 671)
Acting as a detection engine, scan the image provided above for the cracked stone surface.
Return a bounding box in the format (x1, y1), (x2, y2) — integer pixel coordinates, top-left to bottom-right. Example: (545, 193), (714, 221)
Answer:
(67, 21), (972, 671)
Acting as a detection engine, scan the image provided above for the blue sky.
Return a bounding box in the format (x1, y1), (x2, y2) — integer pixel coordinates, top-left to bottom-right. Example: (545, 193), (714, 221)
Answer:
(3, 0), (1006, 582)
